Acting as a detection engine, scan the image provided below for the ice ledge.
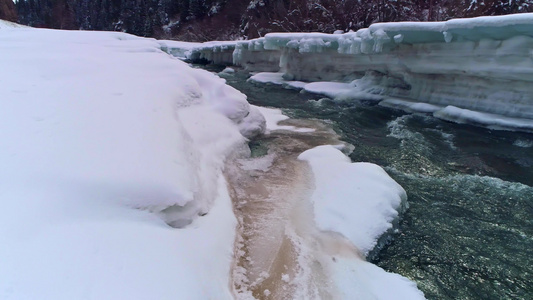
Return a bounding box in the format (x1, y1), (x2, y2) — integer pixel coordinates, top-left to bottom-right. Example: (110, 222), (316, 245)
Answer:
(164, 13), (533, 130)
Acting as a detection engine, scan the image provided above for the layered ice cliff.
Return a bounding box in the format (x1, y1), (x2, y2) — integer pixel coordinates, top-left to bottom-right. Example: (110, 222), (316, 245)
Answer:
(163, 13), (533, 131)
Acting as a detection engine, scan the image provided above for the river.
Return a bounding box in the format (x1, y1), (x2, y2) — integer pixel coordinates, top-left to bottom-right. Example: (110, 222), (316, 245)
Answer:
(209, 66), (533, 299)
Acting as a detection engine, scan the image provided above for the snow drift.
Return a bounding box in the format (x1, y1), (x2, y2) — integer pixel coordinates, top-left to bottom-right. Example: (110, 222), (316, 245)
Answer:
(0, 21), (265, 299)
(298, 145), (408, 259)
(166, 13), (533, 131)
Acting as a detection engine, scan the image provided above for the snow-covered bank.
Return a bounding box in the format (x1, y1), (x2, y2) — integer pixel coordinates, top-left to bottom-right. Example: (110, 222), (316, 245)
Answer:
(298, 146), (407, 259)
(298, 145), (423, 299)
(166, 13), (533, 131)
(0, 23), (264, 299)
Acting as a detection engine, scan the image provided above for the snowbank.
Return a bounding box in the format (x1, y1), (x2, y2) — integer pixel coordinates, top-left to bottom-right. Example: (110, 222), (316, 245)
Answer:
(168, 13), (533, 131)
(298, 145), (424, 299)
(330, 256), (425, 300)
(298, 146), (407, 258)
(255, 106), (314, 133)
(0, 24), (264, 299)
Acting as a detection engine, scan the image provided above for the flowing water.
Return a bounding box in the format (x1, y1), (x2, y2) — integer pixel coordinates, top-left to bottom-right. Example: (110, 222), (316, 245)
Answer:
(213, 67), (533, 299)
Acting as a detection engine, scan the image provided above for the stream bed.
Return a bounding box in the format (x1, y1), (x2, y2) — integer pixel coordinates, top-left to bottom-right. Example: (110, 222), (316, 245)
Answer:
(213, 67), (533, 299)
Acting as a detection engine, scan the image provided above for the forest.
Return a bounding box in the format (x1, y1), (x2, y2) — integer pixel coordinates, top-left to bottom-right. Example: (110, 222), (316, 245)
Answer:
(8, 0), (533, 41)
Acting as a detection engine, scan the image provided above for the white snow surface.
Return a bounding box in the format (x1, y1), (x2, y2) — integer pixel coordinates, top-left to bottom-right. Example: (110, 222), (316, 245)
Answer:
(0, 25), (265, 299)
(330, 256), (425, 300)
(299, 145), (425, 299)
(298, 145), (407, 257)
(256, 106), (314, 133)
(0, 19), (25, 29)
(248, 71), (286, 84)
(303, 81), (356, 98)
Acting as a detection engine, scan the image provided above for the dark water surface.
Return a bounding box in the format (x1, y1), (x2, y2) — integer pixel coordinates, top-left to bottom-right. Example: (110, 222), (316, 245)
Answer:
(213, 67), (533, 299)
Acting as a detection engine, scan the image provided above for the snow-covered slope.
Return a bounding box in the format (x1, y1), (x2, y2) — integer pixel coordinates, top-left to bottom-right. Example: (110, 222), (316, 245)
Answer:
(167, 13), (533, 132)
(0, 19), (25, 29)
(0, 24), (264, 299)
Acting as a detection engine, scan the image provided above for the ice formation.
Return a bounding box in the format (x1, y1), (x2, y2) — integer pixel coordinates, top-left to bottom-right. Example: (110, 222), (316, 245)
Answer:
(166, 13), (533, 132)
(0, 21), (265, 299)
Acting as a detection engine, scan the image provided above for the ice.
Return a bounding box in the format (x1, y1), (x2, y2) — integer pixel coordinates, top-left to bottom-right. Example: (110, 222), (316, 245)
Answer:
(298, 145), (407, 257)
(160, 39), (237, 64)
(221, 67), (235, 74)
(330, 256), (425, 300)
(433, 105), (533, 132)
(167, 13), (533, 131)
(248, 72), (308, 90)
(380, 98), (444, 114)
(0, 25), (265, 299)
(256, 106), (314, 133)
(248, 72), (285, 84)
(303, 82), (354, 98)
(158, 40), (201, 59)
(234, 41), (282, 72)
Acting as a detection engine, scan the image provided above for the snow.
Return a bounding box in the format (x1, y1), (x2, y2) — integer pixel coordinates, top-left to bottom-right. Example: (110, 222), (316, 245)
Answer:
(0, 19), (25, 30)
(248, 72), (286, 84)
(379, 98), (444, 114)
(256, 106), (314, 133)
(221, 67), (235, 74)
(158, 40), (201, 59)
(298, 145), (424, 299)
(298, 145), (407, 257)
(433, 105), (533, 132)
(0, 25), (265, 299)
(330, 256), (425, 300)
(161, 39), (237, 64)
(303, 81), (355, 99)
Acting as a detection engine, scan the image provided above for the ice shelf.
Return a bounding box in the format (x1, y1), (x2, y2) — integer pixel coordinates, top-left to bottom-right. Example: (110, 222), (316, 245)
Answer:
(165, 13), (533, 129)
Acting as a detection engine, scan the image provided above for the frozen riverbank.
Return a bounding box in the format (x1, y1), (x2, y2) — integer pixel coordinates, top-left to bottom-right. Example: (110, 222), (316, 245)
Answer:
(163, 13), (533, 132)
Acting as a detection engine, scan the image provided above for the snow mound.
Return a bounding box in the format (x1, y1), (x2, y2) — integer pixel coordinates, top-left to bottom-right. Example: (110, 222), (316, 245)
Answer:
(330, 256), (425, 300)
(298, 145), (424, 299)
(248, 72), (308, 90)
(256, 106), (314, 133)
(0, 26), (264, 299)
(298, 145), (407, 257)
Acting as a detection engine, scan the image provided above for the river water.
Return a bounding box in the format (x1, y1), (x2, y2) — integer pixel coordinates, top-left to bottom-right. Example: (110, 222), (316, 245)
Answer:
(213, 67), (532, 299)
